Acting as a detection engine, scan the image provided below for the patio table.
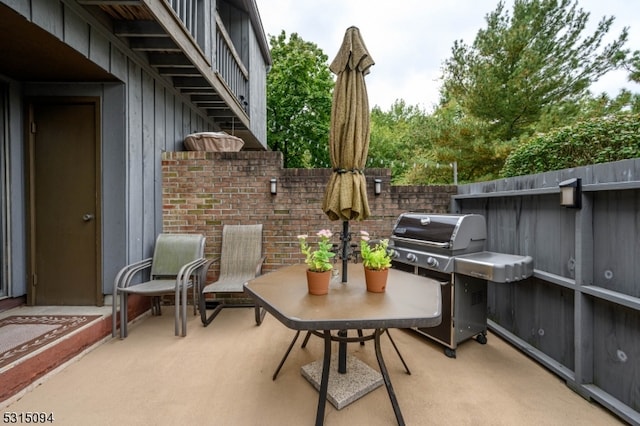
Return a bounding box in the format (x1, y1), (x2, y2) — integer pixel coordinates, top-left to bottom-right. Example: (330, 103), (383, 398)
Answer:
(244, 264), (442, 426)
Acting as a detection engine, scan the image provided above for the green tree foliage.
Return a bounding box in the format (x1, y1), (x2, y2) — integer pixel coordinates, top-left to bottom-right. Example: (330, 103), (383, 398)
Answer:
(368, 100), (509, 184)
(267, 31), (334, 168)
(533, 90), (640, 133)
(368, 100), (431, 180)
(441, 0), (629, 142)
(404, 101), (512, 184)
(501, 113), (640, 177)
(627, 50), (640, 83)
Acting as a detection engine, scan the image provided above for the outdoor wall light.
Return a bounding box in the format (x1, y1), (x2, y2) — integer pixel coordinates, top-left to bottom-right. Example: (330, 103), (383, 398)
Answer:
(270, 178), (277, 195)
(559, 178), (581, 209)
(374, 178), (382, 196)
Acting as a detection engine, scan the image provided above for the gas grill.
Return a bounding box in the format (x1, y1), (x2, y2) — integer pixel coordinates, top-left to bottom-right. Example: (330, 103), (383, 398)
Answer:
(390, 213), (533, 357)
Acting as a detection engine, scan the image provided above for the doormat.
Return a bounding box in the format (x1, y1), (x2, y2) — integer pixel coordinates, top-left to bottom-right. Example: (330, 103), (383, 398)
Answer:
(0, 315), (101, 369)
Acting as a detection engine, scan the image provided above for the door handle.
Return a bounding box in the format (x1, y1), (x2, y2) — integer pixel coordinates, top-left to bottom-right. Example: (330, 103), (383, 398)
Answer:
(82, 213), (95, 222)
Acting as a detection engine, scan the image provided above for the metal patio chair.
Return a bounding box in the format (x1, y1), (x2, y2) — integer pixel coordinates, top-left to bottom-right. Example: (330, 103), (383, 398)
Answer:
(112, 233), (208, 338)
(199, 224), (266, 326)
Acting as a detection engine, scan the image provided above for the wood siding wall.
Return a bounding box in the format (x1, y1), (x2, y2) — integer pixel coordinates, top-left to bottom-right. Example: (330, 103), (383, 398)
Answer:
(1, 0), (221, 296)
(248, 21), (268, 143)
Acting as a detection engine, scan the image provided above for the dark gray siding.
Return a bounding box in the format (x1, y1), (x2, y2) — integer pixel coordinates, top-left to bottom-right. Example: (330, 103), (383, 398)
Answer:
(2, 0), (218, 297)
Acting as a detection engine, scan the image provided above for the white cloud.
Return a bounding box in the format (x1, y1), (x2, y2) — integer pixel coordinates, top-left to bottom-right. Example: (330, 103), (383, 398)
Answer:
(257, 0), (640, 109)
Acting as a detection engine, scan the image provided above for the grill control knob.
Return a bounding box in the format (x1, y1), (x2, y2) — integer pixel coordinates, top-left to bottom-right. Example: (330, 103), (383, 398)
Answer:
(406, 253), (418, 262)
(426, 256), (439, 268)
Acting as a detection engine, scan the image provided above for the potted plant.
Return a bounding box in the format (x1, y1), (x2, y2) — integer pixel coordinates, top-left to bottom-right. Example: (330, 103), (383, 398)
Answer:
(360, 231), (393, 292)
(298, 229), (335, 295)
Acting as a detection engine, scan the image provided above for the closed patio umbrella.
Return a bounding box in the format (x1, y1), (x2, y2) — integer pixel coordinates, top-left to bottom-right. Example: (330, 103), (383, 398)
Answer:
(322, 26), (374, 283)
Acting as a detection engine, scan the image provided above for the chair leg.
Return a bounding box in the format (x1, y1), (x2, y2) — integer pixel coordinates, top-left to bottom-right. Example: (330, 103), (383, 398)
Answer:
(175, 290), (181, 337)
(112, 291), (118, 338)
(181, 287), (188, 337)
(192, 286), (198, 316)
(120, 293), (128, 339)
(200, 302), (224, 326)
(151, 297), (162, 316)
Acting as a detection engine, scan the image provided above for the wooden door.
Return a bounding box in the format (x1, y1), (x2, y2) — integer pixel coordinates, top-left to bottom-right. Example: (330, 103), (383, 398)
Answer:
(28, 98), (101, 305)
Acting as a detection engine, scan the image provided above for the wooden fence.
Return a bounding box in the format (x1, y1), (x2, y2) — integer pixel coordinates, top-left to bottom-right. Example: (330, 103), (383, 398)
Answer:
(454, 158), (640, 425)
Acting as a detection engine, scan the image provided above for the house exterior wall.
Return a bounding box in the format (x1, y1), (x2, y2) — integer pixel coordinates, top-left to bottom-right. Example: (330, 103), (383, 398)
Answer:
(0, 0), (270, 302)
(161, 151), (457, 277)
(248, 22), (268, 143)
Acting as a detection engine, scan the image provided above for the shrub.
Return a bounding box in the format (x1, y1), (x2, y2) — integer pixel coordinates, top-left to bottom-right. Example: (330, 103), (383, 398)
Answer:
(501, 113), (640, 177)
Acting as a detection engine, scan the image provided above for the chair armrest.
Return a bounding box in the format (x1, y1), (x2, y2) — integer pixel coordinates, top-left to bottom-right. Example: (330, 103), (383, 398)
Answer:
(197, 257), (217, 286)
(256, 255), (267, 277)
(177, 257), (210, 290)
(113, 258), (153, 297)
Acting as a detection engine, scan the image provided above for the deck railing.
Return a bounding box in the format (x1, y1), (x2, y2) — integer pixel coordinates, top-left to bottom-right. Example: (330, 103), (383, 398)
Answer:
(165, 0), (249, 113)
(215, 13), (249, 113)
(166, 0), (198, 40)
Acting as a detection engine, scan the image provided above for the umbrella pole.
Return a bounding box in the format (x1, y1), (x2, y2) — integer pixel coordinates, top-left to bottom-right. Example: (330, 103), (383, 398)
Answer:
(339, 220), (349, 374)
(341, 220), (349, 282)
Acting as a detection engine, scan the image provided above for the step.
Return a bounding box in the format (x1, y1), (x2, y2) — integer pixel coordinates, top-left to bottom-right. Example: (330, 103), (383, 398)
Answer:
(0, 295), (151, 406)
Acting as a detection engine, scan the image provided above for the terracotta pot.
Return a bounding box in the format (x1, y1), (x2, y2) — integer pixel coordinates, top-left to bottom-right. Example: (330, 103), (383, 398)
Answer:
(364, 268), (389, 293)
(306, 270), (331, 295)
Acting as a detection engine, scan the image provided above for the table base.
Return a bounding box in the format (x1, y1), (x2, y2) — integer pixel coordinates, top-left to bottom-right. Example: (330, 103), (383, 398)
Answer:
(301, 354), (383, 409)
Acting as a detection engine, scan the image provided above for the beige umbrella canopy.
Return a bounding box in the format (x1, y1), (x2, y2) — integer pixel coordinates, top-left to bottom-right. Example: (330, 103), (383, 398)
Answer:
(322, 26), (374, 284)
(322, 26), (375, 222)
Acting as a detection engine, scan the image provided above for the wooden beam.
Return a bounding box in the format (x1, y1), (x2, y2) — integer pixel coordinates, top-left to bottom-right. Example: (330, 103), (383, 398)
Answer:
(179, 88), (218, 95)
(156, 67), (200, 76)
(114, 20), (167, 37)
(173, 76), (211, 88)
(129, 37), (180, 51)
(206, 108), (236, 118)
(147, 53), (193, 67)
(141, 0), (249, 128)
(78, 1), (142, 5)
(190, 94), (223, 103)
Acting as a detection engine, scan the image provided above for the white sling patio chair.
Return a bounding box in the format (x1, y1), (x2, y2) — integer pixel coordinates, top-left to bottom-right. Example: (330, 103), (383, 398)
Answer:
(199, 224), (266, 326)
(112, 233), (208, 338)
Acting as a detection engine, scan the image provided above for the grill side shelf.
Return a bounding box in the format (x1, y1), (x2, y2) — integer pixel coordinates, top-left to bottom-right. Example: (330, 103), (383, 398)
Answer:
(454, 252), (534, 283)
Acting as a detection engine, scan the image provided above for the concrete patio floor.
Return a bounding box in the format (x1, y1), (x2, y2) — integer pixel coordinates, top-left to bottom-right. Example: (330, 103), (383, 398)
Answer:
(3, 306), (623, 425)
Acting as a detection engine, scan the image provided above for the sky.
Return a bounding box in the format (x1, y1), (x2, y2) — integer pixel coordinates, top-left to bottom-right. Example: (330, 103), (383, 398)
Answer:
(255, 0), (640, 111)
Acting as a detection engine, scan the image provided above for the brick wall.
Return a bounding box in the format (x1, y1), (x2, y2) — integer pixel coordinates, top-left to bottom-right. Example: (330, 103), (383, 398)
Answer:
(162, 151), (456, 278)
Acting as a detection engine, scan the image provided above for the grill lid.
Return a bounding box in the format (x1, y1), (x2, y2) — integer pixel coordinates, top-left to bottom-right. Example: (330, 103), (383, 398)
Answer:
(391, 213), (487, 253)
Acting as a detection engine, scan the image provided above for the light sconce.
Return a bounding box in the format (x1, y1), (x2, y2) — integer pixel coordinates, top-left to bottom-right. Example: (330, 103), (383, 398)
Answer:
(374, 178), (382, 196)
(559, 178), (581, 209)
(270, 178), (277, 195)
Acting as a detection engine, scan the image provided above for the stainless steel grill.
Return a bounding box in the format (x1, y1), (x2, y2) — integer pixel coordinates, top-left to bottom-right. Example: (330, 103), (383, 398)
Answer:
(390, 213), (533, 357)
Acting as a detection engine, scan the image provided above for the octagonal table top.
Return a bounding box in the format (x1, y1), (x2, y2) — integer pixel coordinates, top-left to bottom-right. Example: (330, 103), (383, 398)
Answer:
(244, 264), (442, 331)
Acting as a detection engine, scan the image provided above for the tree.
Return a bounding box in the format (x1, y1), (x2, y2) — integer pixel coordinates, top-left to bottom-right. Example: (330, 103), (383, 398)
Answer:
(368, 100), (431, 180)
(399, 101), (511, 184)
(267, 31), (334, 168)
(369, 99), (510, 184)
(441, 0), (629, 141)
(626, 50), (640, 83)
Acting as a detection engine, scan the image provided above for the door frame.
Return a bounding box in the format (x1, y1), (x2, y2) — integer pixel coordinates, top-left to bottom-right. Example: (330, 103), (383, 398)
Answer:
(25, 96), (102, 306)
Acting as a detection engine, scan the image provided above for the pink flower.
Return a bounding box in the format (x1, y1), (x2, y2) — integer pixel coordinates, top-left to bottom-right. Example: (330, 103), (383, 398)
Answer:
(316, 229), (333, 239)
(299, 229), (335, 272)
